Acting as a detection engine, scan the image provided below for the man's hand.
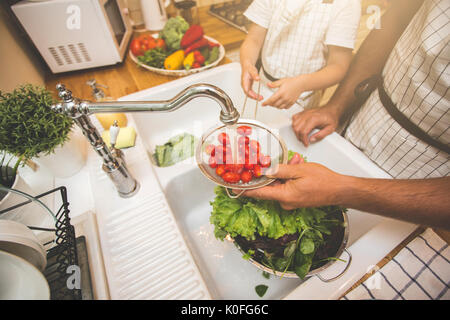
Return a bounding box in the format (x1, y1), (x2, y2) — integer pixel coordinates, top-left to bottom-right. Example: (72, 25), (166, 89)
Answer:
(261, 76), (306, 109)
(242, 163), (346, 210)
(291, 106), (339, 147)
(241, 62), (264, 101)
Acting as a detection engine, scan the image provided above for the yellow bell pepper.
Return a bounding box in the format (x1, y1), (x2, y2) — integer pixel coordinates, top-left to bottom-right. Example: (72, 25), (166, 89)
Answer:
(183, 52), (195, 70)
(164, 50), (185, 70)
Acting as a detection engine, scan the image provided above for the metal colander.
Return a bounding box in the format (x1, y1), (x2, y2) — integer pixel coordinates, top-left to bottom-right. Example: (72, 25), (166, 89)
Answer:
(196, 119), (288, 198)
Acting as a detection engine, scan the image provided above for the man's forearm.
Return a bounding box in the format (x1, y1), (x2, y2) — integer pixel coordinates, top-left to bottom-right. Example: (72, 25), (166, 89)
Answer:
(327, 0), (424, 121)
(338, 176), (450, 230)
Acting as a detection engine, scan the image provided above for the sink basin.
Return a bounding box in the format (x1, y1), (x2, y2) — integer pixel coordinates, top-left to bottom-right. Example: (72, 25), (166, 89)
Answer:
(161, 124), (397, 299)
(91, 63), (416, 299)
(165, 168), (304, 299)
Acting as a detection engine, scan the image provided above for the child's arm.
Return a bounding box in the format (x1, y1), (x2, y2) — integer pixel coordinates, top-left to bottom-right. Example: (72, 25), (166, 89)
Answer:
(262, 45), (353, 109)
(240, 23), (267, 101)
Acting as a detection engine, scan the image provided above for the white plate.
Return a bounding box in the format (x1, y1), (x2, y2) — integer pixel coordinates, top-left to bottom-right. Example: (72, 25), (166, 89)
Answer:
(129, 35), (225, 77)
(0, 250), (50, 300)
(0, 220), (47, 271)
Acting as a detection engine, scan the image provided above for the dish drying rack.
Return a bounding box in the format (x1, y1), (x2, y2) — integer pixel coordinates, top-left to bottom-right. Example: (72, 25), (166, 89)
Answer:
(0, 186), (85, 300)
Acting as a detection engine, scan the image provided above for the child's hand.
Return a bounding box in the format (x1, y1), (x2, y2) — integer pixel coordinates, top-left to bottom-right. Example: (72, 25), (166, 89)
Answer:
(241, 63), (263, 101)
(262, 76), (305, 109)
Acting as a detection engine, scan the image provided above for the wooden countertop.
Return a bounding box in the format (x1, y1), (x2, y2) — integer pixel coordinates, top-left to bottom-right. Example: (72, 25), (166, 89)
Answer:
(45, 6), (246, 100)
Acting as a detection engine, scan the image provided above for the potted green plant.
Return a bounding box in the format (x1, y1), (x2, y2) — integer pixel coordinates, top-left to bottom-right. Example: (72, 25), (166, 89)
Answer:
(0, 84), (85, 181)
(0, 84), (80, 223)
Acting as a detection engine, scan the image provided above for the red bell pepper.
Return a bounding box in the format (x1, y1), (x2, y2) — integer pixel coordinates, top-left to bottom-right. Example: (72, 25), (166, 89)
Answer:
(181, 25), (204, 49)
(184, 37), (209, 55)
(208, 40), (220, 48)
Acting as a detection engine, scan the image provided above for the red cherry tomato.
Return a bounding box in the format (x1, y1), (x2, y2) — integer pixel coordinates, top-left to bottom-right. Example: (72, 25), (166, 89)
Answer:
(222, 172), (241, 184)
(249, 140), (260, 154)
(224, 164), (243, 174)
(237, 143), (247, 157)
(215, 145), (232, 164)
(218, 132), (230, 145)
(214, 148), (223, 164)
(140, 38), (150, 50)
(238, 136), (250, 146)
(137, 35), (156, 52)
(147, 38), (157, 51)
(244, 163), (254, 170)
(241, 170), (253, 183)
(205, 144), (215, 156)
(130, 39), (143, 56)
(237, 125), (252, 136)
(244, 144), (250, 157)
(248, 152), (258, 165)
(155, 38), (165, 49)
(215, 145), (224, 155)
(224, 164), (234, 172)
(216, 164), (226, 176)
(237, 154), (246, 165)
(253, 165), (262, 178)
(208, 156), (217, 168)
(259, 155), (272, 168)
(232, 164), (244, 174)
(224, 146), (233, 164)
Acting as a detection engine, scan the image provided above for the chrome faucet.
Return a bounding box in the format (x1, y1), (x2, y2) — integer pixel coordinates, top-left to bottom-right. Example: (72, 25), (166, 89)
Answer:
(51, 83), (240, 198)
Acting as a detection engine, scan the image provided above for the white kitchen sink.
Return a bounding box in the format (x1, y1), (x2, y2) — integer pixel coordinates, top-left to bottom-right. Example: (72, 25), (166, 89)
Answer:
(90, 63), (416, 299)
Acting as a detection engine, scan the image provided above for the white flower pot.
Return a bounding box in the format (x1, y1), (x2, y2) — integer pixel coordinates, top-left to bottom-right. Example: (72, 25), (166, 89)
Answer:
(35, 127), (87, 178)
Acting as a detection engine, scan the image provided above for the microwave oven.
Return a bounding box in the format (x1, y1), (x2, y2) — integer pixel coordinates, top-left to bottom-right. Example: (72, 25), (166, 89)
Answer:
(11, 0), (133, 73)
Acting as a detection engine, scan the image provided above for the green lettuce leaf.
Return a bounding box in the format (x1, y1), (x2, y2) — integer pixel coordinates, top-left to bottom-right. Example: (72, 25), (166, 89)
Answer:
(153, 133), (197, 167)
(210, 185), (343, 242)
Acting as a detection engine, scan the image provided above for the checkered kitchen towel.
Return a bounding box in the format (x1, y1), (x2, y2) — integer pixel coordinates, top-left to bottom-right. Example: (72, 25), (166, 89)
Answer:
(342, 228), (450, 300)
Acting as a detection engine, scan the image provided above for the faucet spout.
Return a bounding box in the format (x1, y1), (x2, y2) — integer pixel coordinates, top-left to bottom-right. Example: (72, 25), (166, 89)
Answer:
(58, 83), (240, 125)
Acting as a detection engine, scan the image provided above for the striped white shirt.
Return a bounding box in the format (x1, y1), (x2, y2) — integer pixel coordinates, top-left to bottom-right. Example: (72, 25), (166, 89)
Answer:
(245, 0), (361, 79)
(345, 0), (450, 179)
(244, 0), (361, 109)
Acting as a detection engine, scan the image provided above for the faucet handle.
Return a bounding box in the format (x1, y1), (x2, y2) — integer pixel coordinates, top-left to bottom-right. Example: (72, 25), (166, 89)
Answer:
(56, 83), (73, 102)
(109, 120), (120, 149)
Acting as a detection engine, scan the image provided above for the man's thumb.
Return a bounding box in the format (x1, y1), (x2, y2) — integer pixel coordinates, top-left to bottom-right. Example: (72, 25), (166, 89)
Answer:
(265, 164), (299, 179)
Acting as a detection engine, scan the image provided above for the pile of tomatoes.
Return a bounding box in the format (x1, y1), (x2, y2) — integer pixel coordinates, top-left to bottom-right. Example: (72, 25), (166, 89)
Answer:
(205, 125), (272, 184)
(130, 34), (166, 57)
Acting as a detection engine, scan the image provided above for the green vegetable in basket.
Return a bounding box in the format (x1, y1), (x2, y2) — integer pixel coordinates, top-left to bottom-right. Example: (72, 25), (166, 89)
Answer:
(160, 16), (190, 51)
(137, 47), (169, 69)
(200, 47), (210, 61)
(205, 46), (219, 65)
(210, 186), (341, 241)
